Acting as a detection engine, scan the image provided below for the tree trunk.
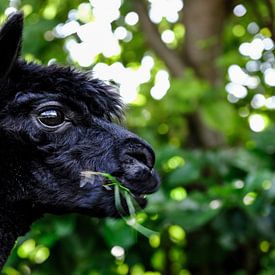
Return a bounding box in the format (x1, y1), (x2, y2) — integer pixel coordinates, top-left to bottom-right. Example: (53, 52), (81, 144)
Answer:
(182, 0), (226, 85)
(133, 0), (226, 147)
(182, 0), (226, 147)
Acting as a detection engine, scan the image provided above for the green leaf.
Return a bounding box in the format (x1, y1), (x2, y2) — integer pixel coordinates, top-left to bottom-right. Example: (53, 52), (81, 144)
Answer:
(167, 162), (201, 186)
(232, 149), (271, 172)
(164, 195), (221, 231)
(201, 100), (238, 134)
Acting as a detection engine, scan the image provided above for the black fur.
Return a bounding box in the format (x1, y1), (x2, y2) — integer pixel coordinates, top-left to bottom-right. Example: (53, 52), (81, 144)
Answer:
(0, 12), (159, 268)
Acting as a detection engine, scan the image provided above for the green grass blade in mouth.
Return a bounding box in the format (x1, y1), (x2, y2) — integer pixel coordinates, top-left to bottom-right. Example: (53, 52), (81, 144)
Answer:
(125, 191), (136, 217)
(81, 170), (158, 238)
(127, 220), (158, 238)
(114, 184), (125, 215)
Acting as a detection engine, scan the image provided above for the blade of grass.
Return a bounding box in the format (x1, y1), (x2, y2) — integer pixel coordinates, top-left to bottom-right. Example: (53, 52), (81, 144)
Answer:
(128, 222), (158, 238)
(124, 191), (136, 217)
(81, 170), (158, 238)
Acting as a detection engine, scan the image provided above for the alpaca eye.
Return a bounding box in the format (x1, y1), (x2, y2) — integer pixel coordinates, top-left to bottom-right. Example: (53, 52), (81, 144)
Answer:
(37, 109), (65, 127)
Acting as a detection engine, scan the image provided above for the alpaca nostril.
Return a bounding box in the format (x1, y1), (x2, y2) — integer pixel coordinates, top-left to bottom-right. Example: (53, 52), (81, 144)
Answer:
(120, 141), (155, 170)
(127, 151), (153, 170)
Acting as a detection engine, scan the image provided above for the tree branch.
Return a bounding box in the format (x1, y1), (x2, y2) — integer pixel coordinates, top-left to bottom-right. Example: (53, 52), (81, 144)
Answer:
(133, 0), (185, 77)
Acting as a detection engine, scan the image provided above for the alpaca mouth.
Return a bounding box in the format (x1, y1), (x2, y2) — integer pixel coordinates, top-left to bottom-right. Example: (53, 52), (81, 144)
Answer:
(112, 173), (159, 209)
(80, 170), (159, 208)
(131, 194), (148, 208)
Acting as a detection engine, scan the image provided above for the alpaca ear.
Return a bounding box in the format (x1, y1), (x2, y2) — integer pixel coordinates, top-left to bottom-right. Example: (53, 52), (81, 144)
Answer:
(0, 12), (24, 80)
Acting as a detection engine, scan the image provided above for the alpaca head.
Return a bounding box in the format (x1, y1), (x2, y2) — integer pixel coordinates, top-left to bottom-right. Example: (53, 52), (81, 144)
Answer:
(0, 12), (160, 219)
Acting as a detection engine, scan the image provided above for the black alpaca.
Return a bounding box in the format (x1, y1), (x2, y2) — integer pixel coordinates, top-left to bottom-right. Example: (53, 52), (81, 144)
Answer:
(0, 12), (159, 268)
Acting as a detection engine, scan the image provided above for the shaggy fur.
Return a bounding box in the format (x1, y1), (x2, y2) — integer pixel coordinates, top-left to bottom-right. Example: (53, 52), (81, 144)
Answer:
(0, 12), (159, 268)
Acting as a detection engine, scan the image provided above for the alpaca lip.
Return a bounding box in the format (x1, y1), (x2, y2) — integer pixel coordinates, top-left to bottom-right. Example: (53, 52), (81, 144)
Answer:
(116, 176), (159, 198)
(131, 194), (147, 208)
(79, 171), (159, 200)
(131, 191), (147, 200)
(134, 194), (147, 199)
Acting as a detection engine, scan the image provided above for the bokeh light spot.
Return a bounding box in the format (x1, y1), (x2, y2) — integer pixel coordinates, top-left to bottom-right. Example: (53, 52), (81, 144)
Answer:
(233, 4), (247, 17)
(151, 70), (170, 100)
(248, 114), (266, 132)
(243, 192), (257, 205)
(33, 246), (50, 264)
(263, 38), (274, 50)
(226, 83), (247, 99)
(114, 26), (128, 40)
(17, 239), (36, 258)
(148, 0), (183, 23)
(179, 270), (191, 275)
(167, 156), (185, 169)
(149, 234), (160, 248)
(43, 5), (57, 20)
(247, 22), (259, 34)
(117, 264), (129, 275)
(168, 225), (186, 243)
(158, 123), (169, 135)
(22, 5), (33, 17)
(111, 246), (125, 259)
(251, 94), (266, 109)
(234, 180), (244, 189)
(125, 12), (139, 25)
(260, 28), (272, 38)
(239, 107), (249, 118)
(264, 68), (275, 86)
(209, 200), (222, 209)
(262, 180), (272, 190)
(266, 96), (275, 109)
(170, 187), (187, 201)
(239, 39), (264, 60)
(161, 30), (175, 44)
(260, 241), (270, 253)
(232, 25), (245, 37)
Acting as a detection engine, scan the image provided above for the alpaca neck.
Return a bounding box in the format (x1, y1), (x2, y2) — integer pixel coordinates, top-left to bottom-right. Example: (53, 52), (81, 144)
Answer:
(0, 143), (39, 270)
(0, 203), (34, 269)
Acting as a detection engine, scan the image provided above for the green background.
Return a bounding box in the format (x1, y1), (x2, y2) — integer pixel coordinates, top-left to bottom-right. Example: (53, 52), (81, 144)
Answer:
(1, 0), (275, 274)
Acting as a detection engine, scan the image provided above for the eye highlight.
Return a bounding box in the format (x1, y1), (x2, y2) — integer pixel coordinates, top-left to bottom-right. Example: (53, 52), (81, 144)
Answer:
(37, 109), (65, 128)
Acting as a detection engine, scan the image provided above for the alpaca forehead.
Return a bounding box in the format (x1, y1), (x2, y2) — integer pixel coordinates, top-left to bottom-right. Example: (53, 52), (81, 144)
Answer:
(4, 61), (124, 117)
(13, 61), (94, 92)
(10, 62), (120, 102)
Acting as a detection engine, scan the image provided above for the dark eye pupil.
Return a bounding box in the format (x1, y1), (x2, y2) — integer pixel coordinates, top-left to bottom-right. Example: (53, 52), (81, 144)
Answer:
(38, 110), (65, 127)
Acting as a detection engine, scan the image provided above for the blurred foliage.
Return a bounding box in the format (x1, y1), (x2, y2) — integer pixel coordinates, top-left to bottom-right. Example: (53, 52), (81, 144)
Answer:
(2, 0), (275, 274)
